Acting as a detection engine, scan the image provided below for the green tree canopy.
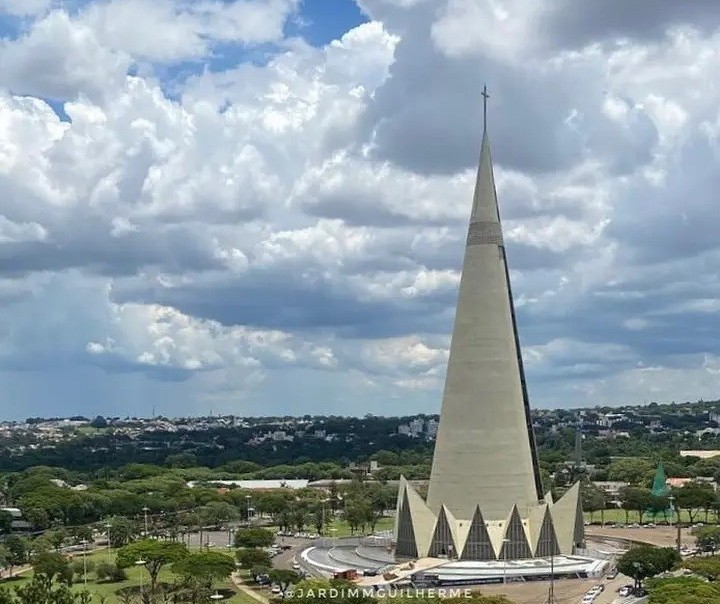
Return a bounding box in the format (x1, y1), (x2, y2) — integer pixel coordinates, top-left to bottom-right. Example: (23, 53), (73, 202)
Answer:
(236, 548), (272, 569)
(682, 556), (720, 581)
(647, 577), (720, 604)
(234, 527), (274, 548)
(116, 539), (188, 596)
(269, 569), (301, 598)
(32, 551), (73, 586)
(617, 545), (680, 589)
(173, 550), (235, 583)
(693, 526), (720, 554)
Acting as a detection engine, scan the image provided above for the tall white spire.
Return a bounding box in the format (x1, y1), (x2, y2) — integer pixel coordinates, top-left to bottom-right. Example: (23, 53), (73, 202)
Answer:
(426, 90), (542, 520)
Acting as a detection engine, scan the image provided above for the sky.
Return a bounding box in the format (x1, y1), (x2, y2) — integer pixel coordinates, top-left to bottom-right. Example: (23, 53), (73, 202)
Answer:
(0, 0), (719, 420)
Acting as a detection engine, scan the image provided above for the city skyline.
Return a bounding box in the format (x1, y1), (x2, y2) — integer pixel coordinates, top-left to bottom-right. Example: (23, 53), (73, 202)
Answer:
(0, 1), (719, 418)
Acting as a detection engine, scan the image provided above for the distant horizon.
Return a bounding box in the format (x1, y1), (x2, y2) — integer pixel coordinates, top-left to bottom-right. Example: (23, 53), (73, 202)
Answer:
(3, 396), (718, 424)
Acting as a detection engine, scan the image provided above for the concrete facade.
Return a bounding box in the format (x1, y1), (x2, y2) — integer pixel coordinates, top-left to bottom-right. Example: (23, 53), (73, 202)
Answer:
(394, 126), (583, 560)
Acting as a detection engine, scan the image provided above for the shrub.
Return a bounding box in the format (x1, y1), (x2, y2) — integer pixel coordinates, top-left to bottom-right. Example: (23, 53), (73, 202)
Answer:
(96, 562), (127, 582)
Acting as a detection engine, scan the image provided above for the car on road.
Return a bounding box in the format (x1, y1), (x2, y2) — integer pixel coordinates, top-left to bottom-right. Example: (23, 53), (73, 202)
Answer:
(292, 562), (301, 570)
(606, 569), (617, 579)
(581, 595), (595, 604)
(618, 586), (632, 597)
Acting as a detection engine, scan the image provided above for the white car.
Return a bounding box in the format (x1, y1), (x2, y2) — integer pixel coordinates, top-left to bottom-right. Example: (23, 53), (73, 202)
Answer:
(618, 587), (632, 597)
(581, 595), (595, 604)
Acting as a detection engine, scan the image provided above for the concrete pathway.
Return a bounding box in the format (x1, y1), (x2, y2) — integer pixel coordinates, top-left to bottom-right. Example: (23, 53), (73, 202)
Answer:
(231, 572), (270, 604)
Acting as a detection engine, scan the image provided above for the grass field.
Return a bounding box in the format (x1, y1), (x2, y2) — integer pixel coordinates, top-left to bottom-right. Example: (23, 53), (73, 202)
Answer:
(584, 508), (719, 525)
(1, 550), (256, 604)
(324, 516), (394, 537)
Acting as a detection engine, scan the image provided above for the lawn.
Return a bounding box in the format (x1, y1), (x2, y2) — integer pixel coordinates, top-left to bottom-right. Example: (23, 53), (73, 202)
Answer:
(324, 515), (394, 537)
(584, 508), (719, 525)
(1, 550), (256, 604)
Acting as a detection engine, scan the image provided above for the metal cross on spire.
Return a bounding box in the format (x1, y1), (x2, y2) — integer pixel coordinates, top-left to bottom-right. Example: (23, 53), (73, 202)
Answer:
(481, 84), (489, 133)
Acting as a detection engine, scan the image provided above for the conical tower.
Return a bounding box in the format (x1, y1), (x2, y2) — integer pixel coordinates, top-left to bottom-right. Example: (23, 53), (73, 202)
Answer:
(426, 92), (543, 521)
(394, 89), (583, 562)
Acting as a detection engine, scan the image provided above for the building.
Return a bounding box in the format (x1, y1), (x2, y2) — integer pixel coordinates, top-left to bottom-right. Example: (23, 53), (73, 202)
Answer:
(0, 508), (31, 531)
(680, 450), (720, 459)
(393, 105), (583, 562)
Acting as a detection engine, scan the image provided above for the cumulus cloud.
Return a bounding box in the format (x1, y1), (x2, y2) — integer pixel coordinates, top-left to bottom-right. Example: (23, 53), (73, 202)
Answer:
(0, 0), (718, 417)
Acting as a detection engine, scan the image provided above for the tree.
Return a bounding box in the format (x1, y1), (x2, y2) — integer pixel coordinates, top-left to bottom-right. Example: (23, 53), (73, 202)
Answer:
(619, 486), (653, 524)
(107, 516), (137, 547)
(45, 528), (68, 551)
(234, 527), (274, 548)
(198, 502), (238, 528)
(173, 551), (235, 598)
(236, 548), (272, 569)
(32, 552), (73, 586)
(95, 562), (127, 582)
(694, 526), (720, 554)
(69, 559), (95, 582)
(682, 556), (720, 581)
(173, 551), (235, 582)
(3, 536), (27, 575)
(617, 545), (680, 590)
(69, 526), (93, 544)
(607, 458), (655, 485)
(13, 575), (91, 604)
(268, 569), (301, 599)
(250, 565), (271, 582)
(0, 511), (13, 535)
(675, 483), (716, 524)
(648, 577), (720, 604)
(0, 546), (12, 579)
(583, 487), (607, 524)
(116, 539), (188, 597)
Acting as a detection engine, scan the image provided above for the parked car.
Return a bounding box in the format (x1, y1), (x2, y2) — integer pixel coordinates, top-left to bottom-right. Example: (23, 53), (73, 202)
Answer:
(606, 569), (617, 579)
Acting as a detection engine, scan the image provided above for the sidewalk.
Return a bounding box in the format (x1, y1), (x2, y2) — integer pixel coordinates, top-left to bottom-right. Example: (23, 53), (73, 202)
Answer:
(231, 572), (270, 604)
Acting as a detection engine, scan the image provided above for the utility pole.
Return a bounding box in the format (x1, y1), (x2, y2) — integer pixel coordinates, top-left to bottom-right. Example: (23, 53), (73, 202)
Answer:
(545, 550), (558, 604)
(142, 506), (149, 536)
(82, 540), (88, 588)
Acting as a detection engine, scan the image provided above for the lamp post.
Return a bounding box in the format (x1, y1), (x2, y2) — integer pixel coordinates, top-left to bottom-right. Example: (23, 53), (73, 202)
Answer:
(545, 550), (557, 604)
(136, 559), (146, 600)
(502, 538), (511, 585)
(210, 591), (224, 601)
(245, 496), (252, 524)
(142, 506), (150, 537)
(105, 522), (112, 563)
(81, 540), (88, 588)
(322, 498), (330, 536)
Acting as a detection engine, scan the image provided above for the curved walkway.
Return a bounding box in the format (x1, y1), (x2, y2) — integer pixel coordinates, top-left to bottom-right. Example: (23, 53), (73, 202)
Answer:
(231, 573), (269, 604)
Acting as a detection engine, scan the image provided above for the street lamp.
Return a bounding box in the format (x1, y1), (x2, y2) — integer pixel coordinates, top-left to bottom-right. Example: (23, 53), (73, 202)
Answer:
(545, 550), (557, 604)
(81, 540), (88, 587)
(502, 538), (511, 585)
(322, 498), (330, 536)
(668, 495), (681, 554)
(105, 522), (112, 563)
(245, 496), (252, 524)
(142, 507), (150, 536)
(136, 559), (146, 599)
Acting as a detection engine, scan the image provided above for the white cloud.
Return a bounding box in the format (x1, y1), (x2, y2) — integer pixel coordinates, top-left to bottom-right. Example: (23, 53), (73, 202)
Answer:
(87, 301), (334, 372)
(0, 11), (130, 101)
(1, 1), (720, 416)
(79, 0), (299, 63)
